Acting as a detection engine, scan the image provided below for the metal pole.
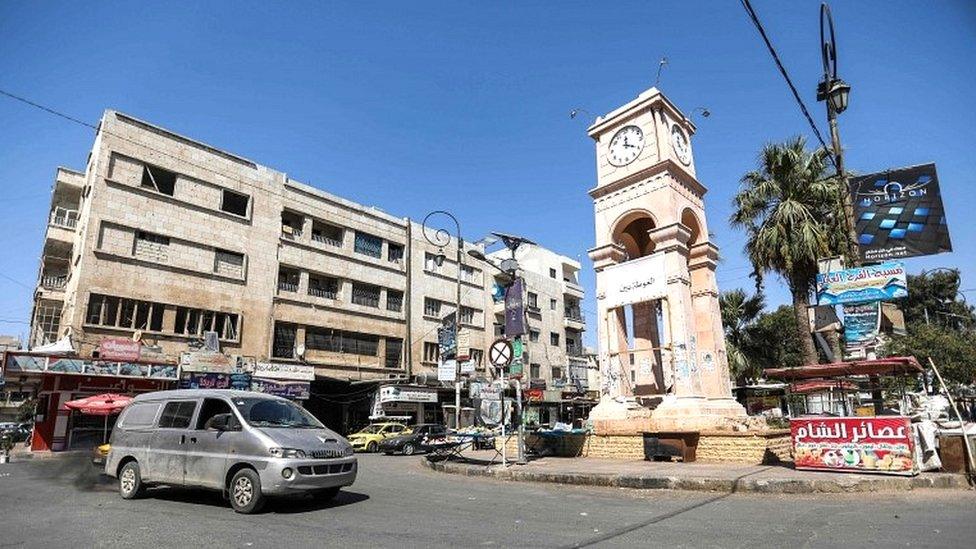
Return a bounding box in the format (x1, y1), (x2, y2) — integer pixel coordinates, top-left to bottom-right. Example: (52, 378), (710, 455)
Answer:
(515, 365), (526, 464)
(500, 366), (507, 467)
(928, 358), (975, 482)
(455, 235), (463, 430)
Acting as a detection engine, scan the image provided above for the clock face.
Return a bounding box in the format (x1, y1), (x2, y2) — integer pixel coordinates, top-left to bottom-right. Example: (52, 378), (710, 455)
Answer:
(607, 125), (644, 167)
(671, 124), (691, 165)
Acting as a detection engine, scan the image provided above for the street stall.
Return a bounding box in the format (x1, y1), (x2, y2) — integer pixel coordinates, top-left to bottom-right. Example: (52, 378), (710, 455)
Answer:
(765, 356), (964, 476)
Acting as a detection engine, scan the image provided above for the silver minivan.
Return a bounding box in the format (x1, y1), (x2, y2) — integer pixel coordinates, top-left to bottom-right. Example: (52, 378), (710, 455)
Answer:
(105, 389), (356, 513)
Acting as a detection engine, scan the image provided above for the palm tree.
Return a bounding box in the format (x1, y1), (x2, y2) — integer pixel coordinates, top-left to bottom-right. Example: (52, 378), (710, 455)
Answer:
(719, 289), (765, 384)
(730, 136), (848, 366)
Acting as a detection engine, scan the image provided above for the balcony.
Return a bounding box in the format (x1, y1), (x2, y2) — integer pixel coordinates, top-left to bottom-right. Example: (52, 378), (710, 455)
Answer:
(49, 208), (78, 229)
(40, 274), (67, 290)
(563, 280), (584, 297)
(278, 280), (298, 293)
(564, 309), (585, 329)
(308, 285), (338, 300)
(310, 232), (343, 248)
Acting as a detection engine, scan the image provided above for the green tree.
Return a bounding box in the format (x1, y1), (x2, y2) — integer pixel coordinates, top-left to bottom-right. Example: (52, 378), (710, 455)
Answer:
(886, 324), (976, 387)
(750, 305), (807, 372)
(883, 269), (976, 387)
(730, 136), (848, 366)
(719, 288), (765, 384)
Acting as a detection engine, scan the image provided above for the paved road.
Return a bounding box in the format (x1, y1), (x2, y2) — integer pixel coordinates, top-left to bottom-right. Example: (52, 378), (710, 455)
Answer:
(0, 454), (973, 548)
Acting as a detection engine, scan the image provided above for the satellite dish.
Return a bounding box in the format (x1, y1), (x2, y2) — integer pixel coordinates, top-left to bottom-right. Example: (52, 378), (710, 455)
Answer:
(132, 330), (143, 342)
(295, 344), (306, 359)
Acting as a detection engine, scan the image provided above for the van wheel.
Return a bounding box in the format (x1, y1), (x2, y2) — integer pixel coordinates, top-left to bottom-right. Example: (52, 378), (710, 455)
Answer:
(402, 443), (416, 456)
(229, 468), (265, 514)
(119, 461), (145, 499)
(366, 441), (378, 453)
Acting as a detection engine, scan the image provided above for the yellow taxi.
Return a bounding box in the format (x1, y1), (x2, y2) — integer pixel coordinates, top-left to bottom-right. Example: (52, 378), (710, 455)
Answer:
(347, 422), (410, 453)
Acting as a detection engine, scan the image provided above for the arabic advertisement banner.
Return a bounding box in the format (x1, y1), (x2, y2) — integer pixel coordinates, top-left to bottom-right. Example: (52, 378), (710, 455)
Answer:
(791, 417), (916, 476)
(815, 262), (908, 305)
(250, 377), (310, 400)
(98, 337), (141, 361)
(842, 301), (881, 353)
(180, 372), (251, 391)
(504, 278), (527, 337)
(600, 252), (667, 309)
(850, 163), (952, 262)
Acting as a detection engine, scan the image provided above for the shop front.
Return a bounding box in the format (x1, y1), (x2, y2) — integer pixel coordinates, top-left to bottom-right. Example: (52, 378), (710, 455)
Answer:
(374, 385), (439, 425)
(2, 351), (178, 451)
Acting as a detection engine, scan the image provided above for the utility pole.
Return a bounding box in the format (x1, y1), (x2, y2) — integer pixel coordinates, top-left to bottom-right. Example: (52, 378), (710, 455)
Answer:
(817, 2), (857, 265)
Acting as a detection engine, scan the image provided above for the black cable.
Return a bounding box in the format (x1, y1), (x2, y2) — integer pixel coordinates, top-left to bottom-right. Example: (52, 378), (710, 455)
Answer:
(739, 0), (839, 172)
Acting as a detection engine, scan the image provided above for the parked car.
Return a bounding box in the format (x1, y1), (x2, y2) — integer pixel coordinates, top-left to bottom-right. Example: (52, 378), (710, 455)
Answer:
(346, 422), (409, 453)
(105, 389), (356, 514)
(0, 422), (31, 443)
(378, 424), (448, 455)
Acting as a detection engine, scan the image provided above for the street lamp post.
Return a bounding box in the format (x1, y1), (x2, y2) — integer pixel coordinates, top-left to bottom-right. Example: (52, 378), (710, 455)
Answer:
(817, 2), (858, 265)
(422, 210), (464, 430)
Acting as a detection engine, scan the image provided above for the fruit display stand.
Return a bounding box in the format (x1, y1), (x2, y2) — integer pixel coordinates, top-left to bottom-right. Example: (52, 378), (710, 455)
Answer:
(766, 357), (926, 476)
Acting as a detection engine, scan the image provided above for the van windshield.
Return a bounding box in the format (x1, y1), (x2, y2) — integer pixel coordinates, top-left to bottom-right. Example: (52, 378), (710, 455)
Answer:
(232, 398), (323, 429)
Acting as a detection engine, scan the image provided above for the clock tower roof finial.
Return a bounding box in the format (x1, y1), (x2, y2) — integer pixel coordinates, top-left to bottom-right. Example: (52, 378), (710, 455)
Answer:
(587, 87), (694, 140)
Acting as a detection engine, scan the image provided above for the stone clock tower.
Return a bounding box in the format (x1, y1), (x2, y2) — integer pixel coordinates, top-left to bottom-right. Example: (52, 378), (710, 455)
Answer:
(586, 87), (746, 433)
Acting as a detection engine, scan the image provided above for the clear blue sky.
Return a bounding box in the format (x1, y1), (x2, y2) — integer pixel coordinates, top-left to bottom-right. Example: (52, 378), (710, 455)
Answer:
(1, 1), (974, 347)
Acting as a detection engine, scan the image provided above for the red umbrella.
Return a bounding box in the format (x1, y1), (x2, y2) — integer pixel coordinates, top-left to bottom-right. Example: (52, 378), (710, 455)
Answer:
(64, 394), (134, 443)
(64, 393), (133, 415)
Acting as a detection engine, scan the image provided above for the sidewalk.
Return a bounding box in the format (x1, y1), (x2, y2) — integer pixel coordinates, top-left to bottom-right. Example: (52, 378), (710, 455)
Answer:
(422, 450), (971, 494)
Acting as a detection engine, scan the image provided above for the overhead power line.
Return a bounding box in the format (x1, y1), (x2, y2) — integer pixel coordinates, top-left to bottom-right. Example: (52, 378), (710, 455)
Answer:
(738, 0), (838, 172)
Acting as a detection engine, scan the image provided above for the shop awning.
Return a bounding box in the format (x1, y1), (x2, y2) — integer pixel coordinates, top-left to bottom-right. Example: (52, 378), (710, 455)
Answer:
(789, 379), (860, 394)
(765, 356), (923, 381)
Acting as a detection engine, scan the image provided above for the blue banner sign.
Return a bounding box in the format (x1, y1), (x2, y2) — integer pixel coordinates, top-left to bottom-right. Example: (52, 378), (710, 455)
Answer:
(816, 262), (908, 305)
(843, 301), (881, 353)
(180, 372), (251, 390)
(250, 377), (310, 400)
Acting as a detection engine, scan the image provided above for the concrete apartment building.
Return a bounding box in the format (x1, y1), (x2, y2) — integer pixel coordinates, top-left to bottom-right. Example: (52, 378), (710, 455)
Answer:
(25, 110), (585, 427)
(487, 245), (587, 388)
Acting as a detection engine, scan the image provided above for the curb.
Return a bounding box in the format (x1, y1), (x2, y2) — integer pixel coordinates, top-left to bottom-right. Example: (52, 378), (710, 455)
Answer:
(421, 458), (971, 494)
(7, 450), (91, 462)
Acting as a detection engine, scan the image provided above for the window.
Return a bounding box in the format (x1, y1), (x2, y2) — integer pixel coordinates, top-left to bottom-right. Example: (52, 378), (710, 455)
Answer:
(527, 292), (538, 309)
(134, 231), (170, 262)
(552, 366), (563, 380)
(424, 252), (442, 273)
(174, 306), (239, 341)
(631, 370), (636, 383)
(308, 276), (339, 299)
(272, 322), (296, 359)
(158, 401), (196, 429)
(530, 363), (541, 379)
(214, 249), (244, 278)
(277, 268), (299, 292)
(529, 329), (540, 342)
(550, 332), (560, 346)
(423, 342), (440, 363)
(354, 231), (383, 258)
(140, 164), (176, 196)
(550, 298), (556, 311)
(196, 398), (233, 430)
(424, 298), (441, 318)
(387, 243), (404, 264)
(120, 403), (159, 429)
(386, 290), (403, 312)
(470, 349), (483, 367)
(629, 353), (635, 365)
(86, 293), (165, 332)
(311, 222), (343, 247)
(549, 268), (557, 279)
(305, 327), (379, 356)
(460, 306), (477, 325)
(460, 265), (477, 283)
(494, 324), (504, 337)
(351, 283), (381, 308)
(220, 189), (249, 216)
(35, 301), (61, 345)
(385, 338), (403, 368)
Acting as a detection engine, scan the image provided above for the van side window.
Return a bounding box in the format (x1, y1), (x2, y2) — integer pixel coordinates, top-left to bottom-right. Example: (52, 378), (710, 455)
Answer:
(196, 398), (233, 430)
(158, 401), (197, 429)
(121, 403), (159, 428)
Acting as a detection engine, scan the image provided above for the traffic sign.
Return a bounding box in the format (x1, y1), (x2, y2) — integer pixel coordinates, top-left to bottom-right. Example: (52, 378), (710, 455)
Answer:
(488, 339), (513, 367)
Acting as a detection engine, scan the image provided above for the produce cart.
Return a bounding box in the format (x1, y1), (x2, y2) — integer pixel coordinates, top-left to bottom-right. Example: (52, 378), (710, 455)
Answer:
(766, 357), (925, 476)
